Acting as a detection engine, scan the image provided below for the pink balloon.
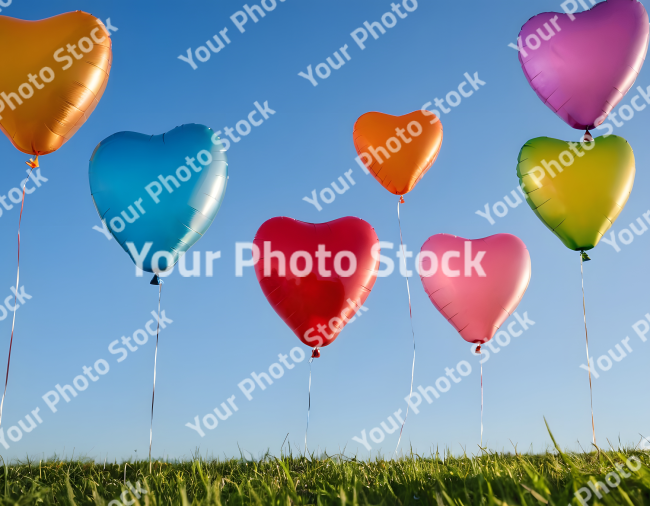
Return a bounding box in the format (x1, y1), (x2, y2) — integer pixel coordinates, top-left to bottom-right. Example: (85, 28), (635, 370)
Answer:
(419, 234), (531, 345)
(518, 0), (649, 130)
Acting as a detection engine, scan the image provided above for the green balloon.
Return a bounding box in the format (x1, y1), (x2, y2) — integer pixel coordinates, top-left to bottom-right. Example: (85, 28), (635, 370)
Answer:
(516, 135), (635, 251)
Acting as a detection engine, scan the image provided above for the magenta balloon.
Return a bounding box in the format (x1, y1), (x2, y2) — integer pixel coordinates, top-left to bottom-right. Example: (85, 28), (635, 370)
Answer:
(419, 234), (531, 345)
(518, 0), (649, 130)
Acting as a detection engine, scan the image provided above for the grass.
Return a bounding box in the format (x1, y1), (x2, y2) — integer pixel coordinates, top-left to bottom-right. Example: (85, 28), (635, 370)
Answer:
(1, 431), (649, 505)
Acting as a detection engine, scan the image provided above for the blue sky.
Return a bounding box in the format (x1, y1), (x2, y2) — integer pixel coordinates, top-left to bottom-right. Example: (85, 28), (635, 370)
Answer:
(0, 0), (648, 462)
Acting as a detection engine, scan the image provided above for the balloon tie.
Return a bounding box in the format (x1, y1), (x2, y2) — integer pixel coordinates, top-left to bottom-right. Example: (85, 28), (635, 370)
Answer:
(25, 156), (39, 169)
(475, 345), (481, 355)
(399, 195), (405, 204)
(394, 197), (416, 457)
(583, 130), (594, 143)
(149, 275), (163, 473)
(580, 252), (596, 446)
(0, 164), (36, 429)
(305, 352), (316, 456)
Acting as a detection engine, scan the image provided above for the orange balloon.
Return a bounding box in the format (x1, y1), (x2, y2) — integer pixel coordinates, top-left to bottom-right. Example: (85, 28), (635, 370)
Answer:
(0, 12), (112, 156)
(353, 111), (443, 196)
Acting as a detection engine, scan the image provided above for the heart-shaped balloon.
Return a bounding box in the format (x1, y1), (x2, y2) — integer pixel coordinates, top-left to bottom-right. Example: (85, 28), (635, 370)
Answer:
(353, 111), (442, 196)
(0, 12), (112, 155)
(517, 135), (635, 251)
(419, 234), (531, 344)
(518, 0), (649, 130)
(253, 217), (379, 349)
(89, 124), (228, 273)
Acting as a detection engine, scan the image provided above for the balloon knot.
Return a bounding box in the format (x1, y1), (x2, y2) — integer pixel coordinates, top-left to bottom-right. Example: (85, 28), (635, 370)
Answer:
(25, 156), (39, 169)
(399, 196), (405, 204)
(311, 348), (321, 359)
(150, 274), (163, 285)
(580, 251), (592, 262)
(475, 345), (481, 355)
(583, 130), (594, 143)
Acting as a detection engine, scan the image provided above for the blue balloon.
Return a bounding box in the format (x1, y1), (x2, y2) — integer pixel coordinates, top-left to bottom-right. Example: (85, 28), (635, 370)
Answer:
(89, 124), (228, 273)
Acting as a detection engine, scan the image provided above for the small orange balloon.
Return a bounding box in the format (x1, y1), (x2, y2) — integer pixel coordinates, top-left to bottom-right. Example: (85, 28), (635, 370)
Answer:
(0, 12), (112, 156)
(353, 111), (443, 196)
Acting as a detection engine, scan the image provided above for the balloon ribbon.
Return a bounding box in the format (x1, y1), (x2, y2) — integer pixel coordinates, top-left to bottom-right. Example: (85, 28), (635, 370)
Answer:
(478, 346), (483, 446)
(395, 197), (416, 456)
(149, 274), (163, 472)
(0, 158), (38, 429)
(580, 251), (596, 446)
(474, 345), (484, 447)
(305, 348), (319, 455)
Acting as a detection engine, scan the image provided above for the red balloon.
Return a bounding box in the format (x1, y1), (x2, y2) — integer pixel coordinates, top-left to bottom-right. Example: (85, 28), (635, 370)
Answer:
(253, 217), (379, 349)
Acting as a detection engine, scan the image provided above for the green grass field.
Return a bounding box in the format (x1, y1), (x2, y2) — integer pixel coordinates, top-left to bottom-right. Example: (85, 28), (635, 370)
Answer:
(2, 432), (649, 505)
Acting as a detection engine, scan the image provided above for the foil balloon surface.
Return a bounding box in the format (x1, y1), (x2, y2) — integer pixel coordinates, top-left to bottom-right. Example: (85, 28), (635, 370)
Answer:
(518, 0), (649, 130)
(89, 124), (228, 273)
(0, 12), (112, 155)
(353, 110), (442, 196)
(419, 234), (531, 345)
(253, 217), (379, 348)
(517, 135), (635, 251)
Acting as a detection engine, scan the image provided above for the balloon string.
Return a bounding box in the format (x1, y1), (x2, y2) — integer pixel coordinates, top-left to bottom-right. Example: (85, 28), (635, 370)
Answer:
(394, 197), (416, 456)
(305, 356), (314, 456)
(0, 164), (35, 429)
(149, 279), (162, 473)
(580, 252), (596, 446)
(480, 360), (483, 447)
